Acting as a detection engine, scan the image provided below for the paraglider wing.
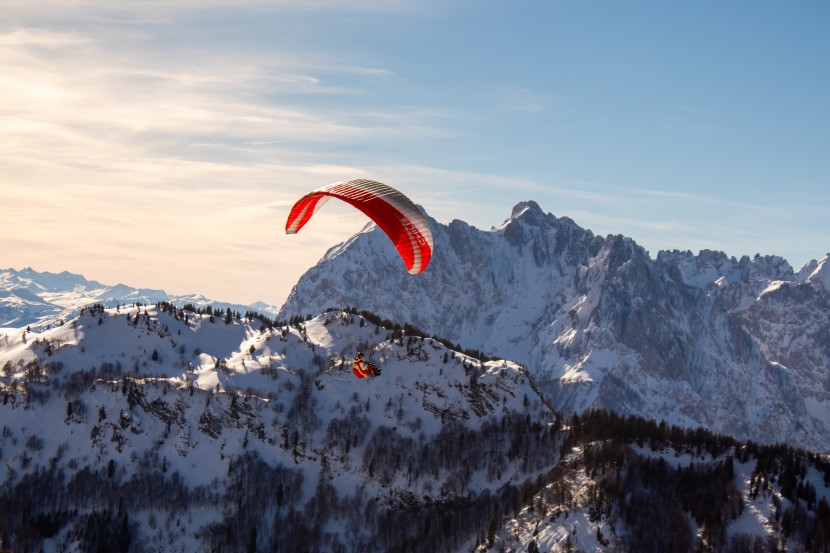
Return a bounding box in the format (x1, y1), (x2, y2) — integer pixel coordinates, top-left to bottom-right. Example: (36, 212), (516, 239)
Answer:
(285, 179), (433, 274)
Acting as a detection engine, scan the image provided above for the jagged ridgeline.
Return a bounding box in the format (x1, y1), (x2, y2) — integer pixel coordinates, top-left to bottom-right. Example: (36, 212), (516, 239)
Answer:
(3, 304), (830, 552)
(280, 201), (830, 452)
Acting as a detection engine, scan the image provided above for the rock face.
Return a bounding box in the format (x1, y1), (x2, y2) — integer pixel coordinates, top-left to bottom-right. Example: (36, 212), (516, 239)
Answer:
(280, 201), (830, 450)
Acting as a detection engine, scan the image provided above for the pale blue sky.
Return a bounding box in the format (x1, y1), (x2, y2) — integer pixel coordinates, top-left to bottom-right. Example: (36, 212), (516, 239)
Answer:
(1, 1), (827, 305)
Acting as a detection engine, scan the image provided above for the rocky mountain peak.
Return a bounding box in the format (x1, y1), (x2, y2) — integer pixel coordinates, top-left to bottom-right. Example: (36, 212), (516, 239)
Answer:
(500, 201), (566, 248)
(510, 200), (544, 220)
(279, 201), (830, 451)
(744, 253), (794, 282)
(805, 254), (830, 291)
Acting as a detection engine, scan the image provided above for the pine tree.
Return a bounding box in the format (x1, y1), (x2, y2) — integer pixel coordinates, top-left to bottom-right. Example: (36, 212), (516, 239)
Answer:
(247, 526), (258, 553)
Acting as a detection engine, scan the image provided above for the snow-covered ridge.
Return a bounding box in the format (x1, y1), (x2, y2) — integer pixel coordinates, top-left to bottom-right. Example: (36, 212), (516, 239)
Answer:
(805, 254), (830, 291)
(0, 303), (555, 551)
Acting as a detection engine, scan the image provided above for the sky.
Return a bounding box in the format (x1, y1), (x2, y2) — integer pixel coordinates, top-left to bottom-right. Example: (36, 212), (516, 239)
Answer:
(1, 0), (828, 307)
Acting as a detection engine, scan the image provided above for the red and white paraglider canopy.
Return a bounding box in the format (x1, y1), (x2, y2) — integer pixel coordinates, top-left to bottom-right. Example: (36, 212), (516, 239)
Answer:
(285, 179), (433, 274)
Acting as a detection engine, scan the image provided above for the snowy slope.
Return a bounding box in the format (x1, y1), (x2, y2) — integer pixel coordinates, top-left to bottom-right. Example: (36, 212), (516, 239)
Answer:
(279, 202), (830, 451)
(477, 416), (830, 553)
(0, 304), (556, 552)
(5, 304), (830, 552)
(0, 266), (280, 331)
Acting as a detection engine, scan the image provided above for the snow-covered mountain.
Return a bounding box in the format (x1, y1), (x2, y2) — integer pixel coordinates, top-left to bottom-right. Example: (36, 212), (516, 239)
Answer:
(0, 266), (280, 331)
(0, 304), (553, 551)
(279, 201), (830, 451)
(3, 305), (830, 551)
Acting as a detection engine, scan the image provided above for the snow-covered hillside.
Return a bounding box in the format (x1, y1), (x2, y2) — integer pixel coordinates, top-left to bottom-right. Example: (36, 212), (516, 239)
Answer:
(478, 410), (830, 553)
(279, 201), (830, 451)
(0, 266), (279, 331)
(3, 304), (830, 552)
(0, 304), (555, 551)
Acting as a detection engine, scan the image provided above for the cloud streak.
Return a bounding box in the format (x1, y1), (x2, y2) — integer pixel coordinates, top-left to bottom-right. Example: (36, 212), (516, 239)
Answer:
(0, 3), (471, 306)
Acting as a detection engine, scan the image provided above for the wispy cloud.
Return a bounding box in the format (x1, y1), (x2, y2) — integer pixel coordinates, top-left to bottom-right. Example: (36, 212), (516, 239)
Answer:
(494, 87), (551, 114)
(0, 19), (444, 304)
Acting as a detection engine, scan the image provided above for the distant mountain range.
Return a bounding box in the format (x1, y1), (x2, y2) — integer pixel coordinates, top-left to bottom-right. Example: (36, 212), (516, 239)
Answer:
(0, 266), (280, 331)
(280, 201), (830, 451)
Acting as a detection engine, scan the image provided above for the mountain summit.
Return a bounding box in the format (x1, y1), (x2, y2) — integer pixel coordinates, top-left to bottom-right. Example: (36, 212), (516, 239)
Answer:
(280, 202), (830, 450)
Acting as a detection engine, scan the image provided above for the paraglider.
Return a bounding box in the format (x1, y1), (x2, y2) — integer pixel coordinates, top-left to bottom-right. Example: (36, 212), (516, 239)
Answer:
(285, 179), (433, 274)
(353, 352), (381, 378)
